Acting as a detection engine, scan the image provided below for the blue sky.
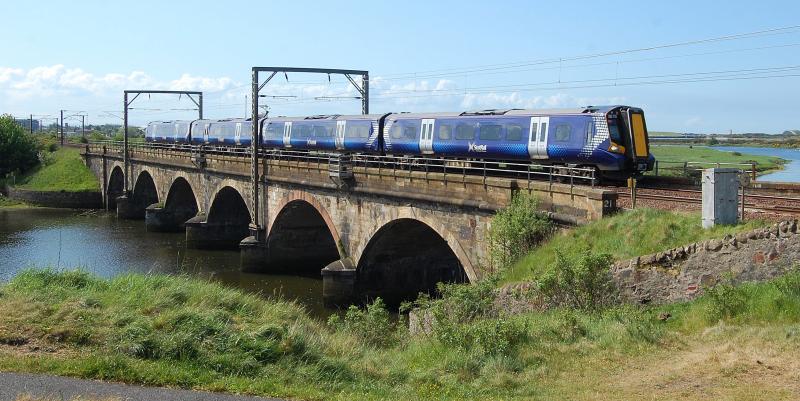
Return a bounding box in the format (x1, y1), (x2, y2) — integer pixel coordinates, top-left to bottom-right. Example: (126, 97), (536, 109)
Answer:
(2, 0), (800, 133)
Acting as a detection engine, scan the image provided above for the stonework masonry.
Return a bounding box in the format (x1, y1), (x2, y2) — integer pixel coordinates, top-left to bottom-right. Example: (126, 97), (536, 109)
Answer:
(612, 219), (800, 304)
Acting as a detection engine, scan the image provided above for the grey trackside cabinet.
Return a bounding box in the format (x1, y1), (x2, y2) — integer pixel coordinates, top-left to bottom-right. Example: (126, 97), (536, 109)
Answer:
(702, 168), (739, 228)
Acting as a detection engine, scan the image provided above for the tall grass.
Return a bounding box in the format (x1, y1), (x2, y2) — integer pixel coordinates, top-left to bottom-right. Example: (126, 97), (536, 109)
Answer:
(0, 268), (798, 400)
(503, 208), (769, 283)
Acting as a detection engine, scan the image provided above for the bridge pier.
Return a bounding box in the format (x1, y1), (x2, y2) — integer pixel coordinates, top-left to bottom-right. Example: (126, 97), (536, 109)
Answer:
(240, 236), (269, 273)
(185, 214), (250, 250)
(115, 195), (147, 220)
(321, 259), (357, 307)
(145, 205), (195, 232)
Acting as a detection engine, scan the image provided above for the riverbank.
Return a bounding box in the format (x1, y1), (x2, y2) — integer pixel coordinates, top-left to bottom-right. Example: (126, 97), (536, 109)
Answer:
(1, 269), (799, 400)
(649, 145), (786, 177)
(2, 147), (100, 209)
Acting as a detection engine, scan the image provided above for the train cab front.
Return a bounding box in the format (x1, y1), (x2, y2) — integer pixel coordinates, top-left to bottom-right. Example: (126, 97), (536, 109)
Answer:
(606, 106), (654, 176)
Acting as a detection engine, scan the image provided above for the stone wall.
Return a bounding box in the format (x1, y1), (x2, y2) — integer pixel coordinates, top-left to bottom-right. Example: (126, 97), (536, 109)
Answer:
(5, 186), (103, 209)
(612, 220), (800, 304)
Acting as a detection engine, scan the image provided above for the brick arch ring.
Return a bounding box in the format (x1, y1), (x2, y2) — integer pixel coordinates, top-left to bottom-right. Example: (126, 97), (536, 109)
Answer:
(354, 207), (478, 283)
(267, 191), (343, 257)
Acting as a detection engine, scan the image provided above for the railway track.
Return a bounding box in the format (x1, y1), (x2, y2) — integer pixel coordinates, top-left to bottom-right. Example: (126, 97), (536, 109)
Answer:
(611, 185), (800, 218)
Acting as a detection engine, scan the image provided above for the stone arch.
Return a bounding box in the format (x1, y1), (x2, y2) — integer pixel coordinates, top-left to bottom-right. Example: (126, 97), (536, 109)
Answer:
(126, 170), (159, 219)
(106, 166), (125, 210)
(268, 191), (342, 248)
(265, 197), (341, 275)
(354, 208), (477, 282)
(144, 176), (200, 232)
(356, 216), (472, 307)
(207, 179), (252, 220)
(196, 185), (250, 249)
(164, 176), (199, 215)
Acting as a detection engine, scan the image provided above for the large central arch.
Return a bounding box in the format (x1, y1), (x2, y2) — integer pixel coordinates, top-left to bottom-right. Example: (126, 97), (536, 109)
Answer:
(356, 218), (468, 307)
(265, 199), (340, 275)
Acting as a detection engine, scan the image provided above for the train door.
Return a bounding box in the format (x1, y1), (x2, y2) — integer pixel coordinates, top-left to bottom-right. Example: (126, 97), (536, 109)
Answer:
(283, 122), (292, 147)
(335, 120), (346, 150)
(527, 116), (549, 159)
(235, 122), (242, 145)
(203, 124), (209, 143)
(420, 119), (434, 154)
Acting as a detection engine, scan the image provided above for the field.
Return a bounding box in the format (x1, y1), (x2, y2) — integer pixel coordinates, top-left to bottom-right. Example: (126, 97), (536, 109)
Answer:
(649, 145), (785, 177)
(0, 267), (798, 401)
(501, 208), (769, 284)
(12, 147), (98, 192)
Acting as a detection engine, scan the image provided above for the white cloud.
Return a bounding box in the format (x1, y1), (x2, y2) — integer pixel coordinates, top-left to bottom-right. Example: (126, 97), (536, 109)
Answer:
(0, 64), (238, 100)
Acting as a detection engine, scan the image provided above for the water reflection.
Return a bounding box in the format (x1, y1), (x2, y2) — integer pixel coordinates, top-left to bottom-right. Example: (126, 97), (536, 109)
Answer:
(0, 208), (329, 318)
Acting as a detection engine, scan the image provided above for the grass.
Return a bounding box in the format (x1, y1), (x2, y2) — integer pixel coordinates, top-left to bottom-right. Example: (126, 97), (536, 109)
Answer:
(502, 208), (770, 283)
(0, 268), (799, 400)
(0, 194), (30, 209)
(649, 144), (785, 176)
(13, 148), (98, 192)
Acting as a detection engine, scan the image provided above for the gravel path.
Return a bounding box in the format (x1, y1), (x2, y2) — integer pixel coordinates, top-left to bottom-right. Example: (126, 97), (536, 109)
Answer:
(0, 372), (285, 401)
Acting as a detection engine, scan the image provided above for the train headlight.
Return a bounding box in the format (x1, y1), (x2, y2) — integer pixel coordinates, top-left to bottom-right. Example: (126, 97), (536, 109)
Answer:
(608, 142), (625, 154)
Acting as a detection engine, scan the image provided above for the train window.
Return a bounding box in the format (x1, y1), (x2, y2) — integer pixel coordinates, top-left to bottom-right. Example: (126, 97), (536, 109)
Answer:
(403, 125), (418, 139)
(554, 124), (571, 142)
(266, 123), (281, 139)
(455, 123), (476, 140)
(438, 124), (452, 140)
(506, 124), (523, 141)
(346, 124), (369, 138)
(314, 125), (332, 137)
(585, 121), (594, 143)
(479, 124), (502, 141)
(539, 122), (547, 141)
(390, 124), (403, 139)
(294, 125), (313, 138)
(608, 119), (624, 143)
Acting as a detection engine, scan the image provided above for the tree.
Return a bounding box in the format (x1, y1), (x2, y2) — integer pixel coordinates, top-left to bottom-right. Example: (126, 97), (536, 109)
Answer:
(0, 114), (40, 175)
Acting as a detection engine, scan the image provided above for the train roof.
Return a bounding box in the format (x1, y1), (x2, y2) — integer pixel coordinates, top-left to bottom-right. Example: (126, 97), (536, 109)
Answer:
(265, 114), (384, 122)
(389, 106), (622, 119)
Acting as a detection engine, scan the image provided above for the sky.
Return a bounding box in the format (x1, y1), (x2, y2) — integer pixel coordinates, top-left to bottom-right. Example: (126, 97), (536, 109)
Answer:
(2, 0), (800, 133)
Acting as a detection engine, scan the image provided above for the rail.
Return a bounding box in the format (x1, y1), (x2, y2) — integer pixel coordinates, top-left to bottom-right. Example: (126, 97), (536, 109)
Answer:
(649, 160), (758, 180)
(84, 141), (599, 186)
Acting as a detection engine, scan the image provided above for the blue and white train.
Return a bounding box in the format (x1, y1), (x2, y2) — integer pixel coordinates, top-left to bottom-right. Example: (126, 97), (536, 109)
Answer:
(145, 105), (654, 179)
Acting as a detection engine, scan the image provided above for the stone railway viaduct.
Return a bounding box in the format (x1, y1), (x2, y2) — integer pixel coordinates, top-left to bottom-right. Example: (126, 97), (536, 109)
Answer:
(82, 144), (617, 305)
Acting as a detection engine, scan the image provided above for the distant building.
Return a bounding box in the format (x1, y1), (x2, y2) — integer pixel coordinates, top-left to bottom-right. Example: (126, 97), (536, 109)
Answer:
(14, 118), (40, 131)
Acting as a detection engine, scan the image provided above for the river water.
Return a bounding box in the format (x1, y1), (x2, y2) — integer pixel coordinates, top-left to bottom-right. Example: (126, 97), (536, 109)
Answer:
(0, 208), (329, 317)
(712, 146), (800, 182)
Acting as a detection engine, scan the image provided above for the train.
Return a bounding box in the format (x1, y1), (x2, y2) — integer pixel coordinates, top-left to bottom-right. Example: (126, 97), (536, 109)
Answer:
(144, 105), (654, 180)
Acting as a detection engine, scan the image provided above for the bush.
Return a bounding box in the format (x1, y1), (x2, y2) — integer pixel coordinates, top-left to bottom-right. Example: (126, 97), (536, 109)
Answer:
(328, 297), (397, 348)
(774, 267), (800, 299)
(488, 194), (552, 270)
(538, 250), (617, 311)
(704, 281), (747, 321)
(405, 278), (528, 356)
(0, 114), (40, 175)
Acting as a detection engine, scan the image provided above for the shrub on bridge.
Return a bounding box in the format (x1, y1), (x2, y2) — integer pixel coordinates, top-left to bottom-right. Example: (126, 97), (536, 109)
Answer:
(0, 114), (40, 176)
(488, 194), (552, 271)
